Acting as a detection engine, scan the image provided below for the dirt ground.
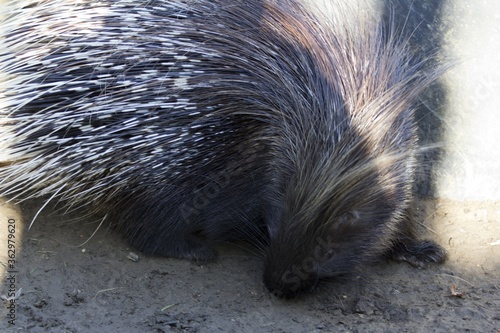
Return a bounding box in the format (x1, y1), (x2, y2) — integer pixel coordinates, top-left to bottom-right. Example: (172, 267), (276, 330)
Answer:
(0, 198), (498, 333)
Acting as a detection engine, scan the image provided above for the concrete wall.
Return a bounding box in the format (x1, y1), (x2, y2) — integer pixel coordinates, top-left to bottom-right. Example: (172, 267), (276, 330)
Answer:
(437, 1), (500, 200)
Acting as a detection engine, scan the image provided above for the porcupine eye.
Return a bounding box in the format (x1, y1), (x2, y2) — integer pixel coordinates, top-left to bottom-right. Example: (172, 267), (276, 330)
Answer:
(337, 211), (360, 226)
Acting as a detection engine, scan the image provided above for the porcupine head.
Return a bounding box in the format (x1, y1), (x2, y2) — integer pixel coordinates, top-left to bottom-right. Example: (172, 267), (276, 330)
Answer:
(259, 5), (445, 298)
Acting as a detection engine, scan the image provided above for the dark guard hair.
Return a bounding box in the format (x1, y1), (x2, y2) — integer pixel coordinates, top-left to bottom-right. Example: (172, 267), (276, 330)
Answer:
(0, 0), (446, 297)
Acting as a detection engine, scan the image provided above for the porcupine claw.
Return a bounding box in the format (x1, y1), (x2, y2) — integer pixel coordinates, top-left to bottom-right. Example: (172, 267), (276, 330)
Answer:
(387, 239), (447, 268)
(126, 230), (218, 263)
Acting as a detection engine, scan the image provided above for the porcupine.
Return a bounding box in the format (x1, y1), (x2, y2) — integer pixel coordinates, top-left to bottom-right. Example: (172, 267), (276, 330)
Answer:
(0, 0), (446, 297)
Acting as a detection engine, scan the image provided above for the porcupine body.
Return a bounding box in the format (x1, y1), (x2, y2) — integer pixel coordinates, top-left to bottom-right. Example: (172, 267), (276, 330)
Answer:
(0, 0), (446, 297)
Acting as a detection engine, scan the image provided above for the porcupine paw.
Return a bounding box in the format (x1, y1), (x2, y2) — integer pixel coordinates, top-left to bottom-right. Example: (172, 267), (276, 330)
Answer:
(387, 239), (447, 268)
(159, 236), (219, 263)
(138, 237), (218, 262)
(180, 242), (218, 263)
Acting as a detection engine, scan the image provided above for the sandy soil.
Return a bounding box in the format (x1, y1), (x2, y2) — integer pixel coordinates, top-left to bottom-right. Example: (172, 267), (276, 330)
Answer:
(0, 199), (499, 333)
